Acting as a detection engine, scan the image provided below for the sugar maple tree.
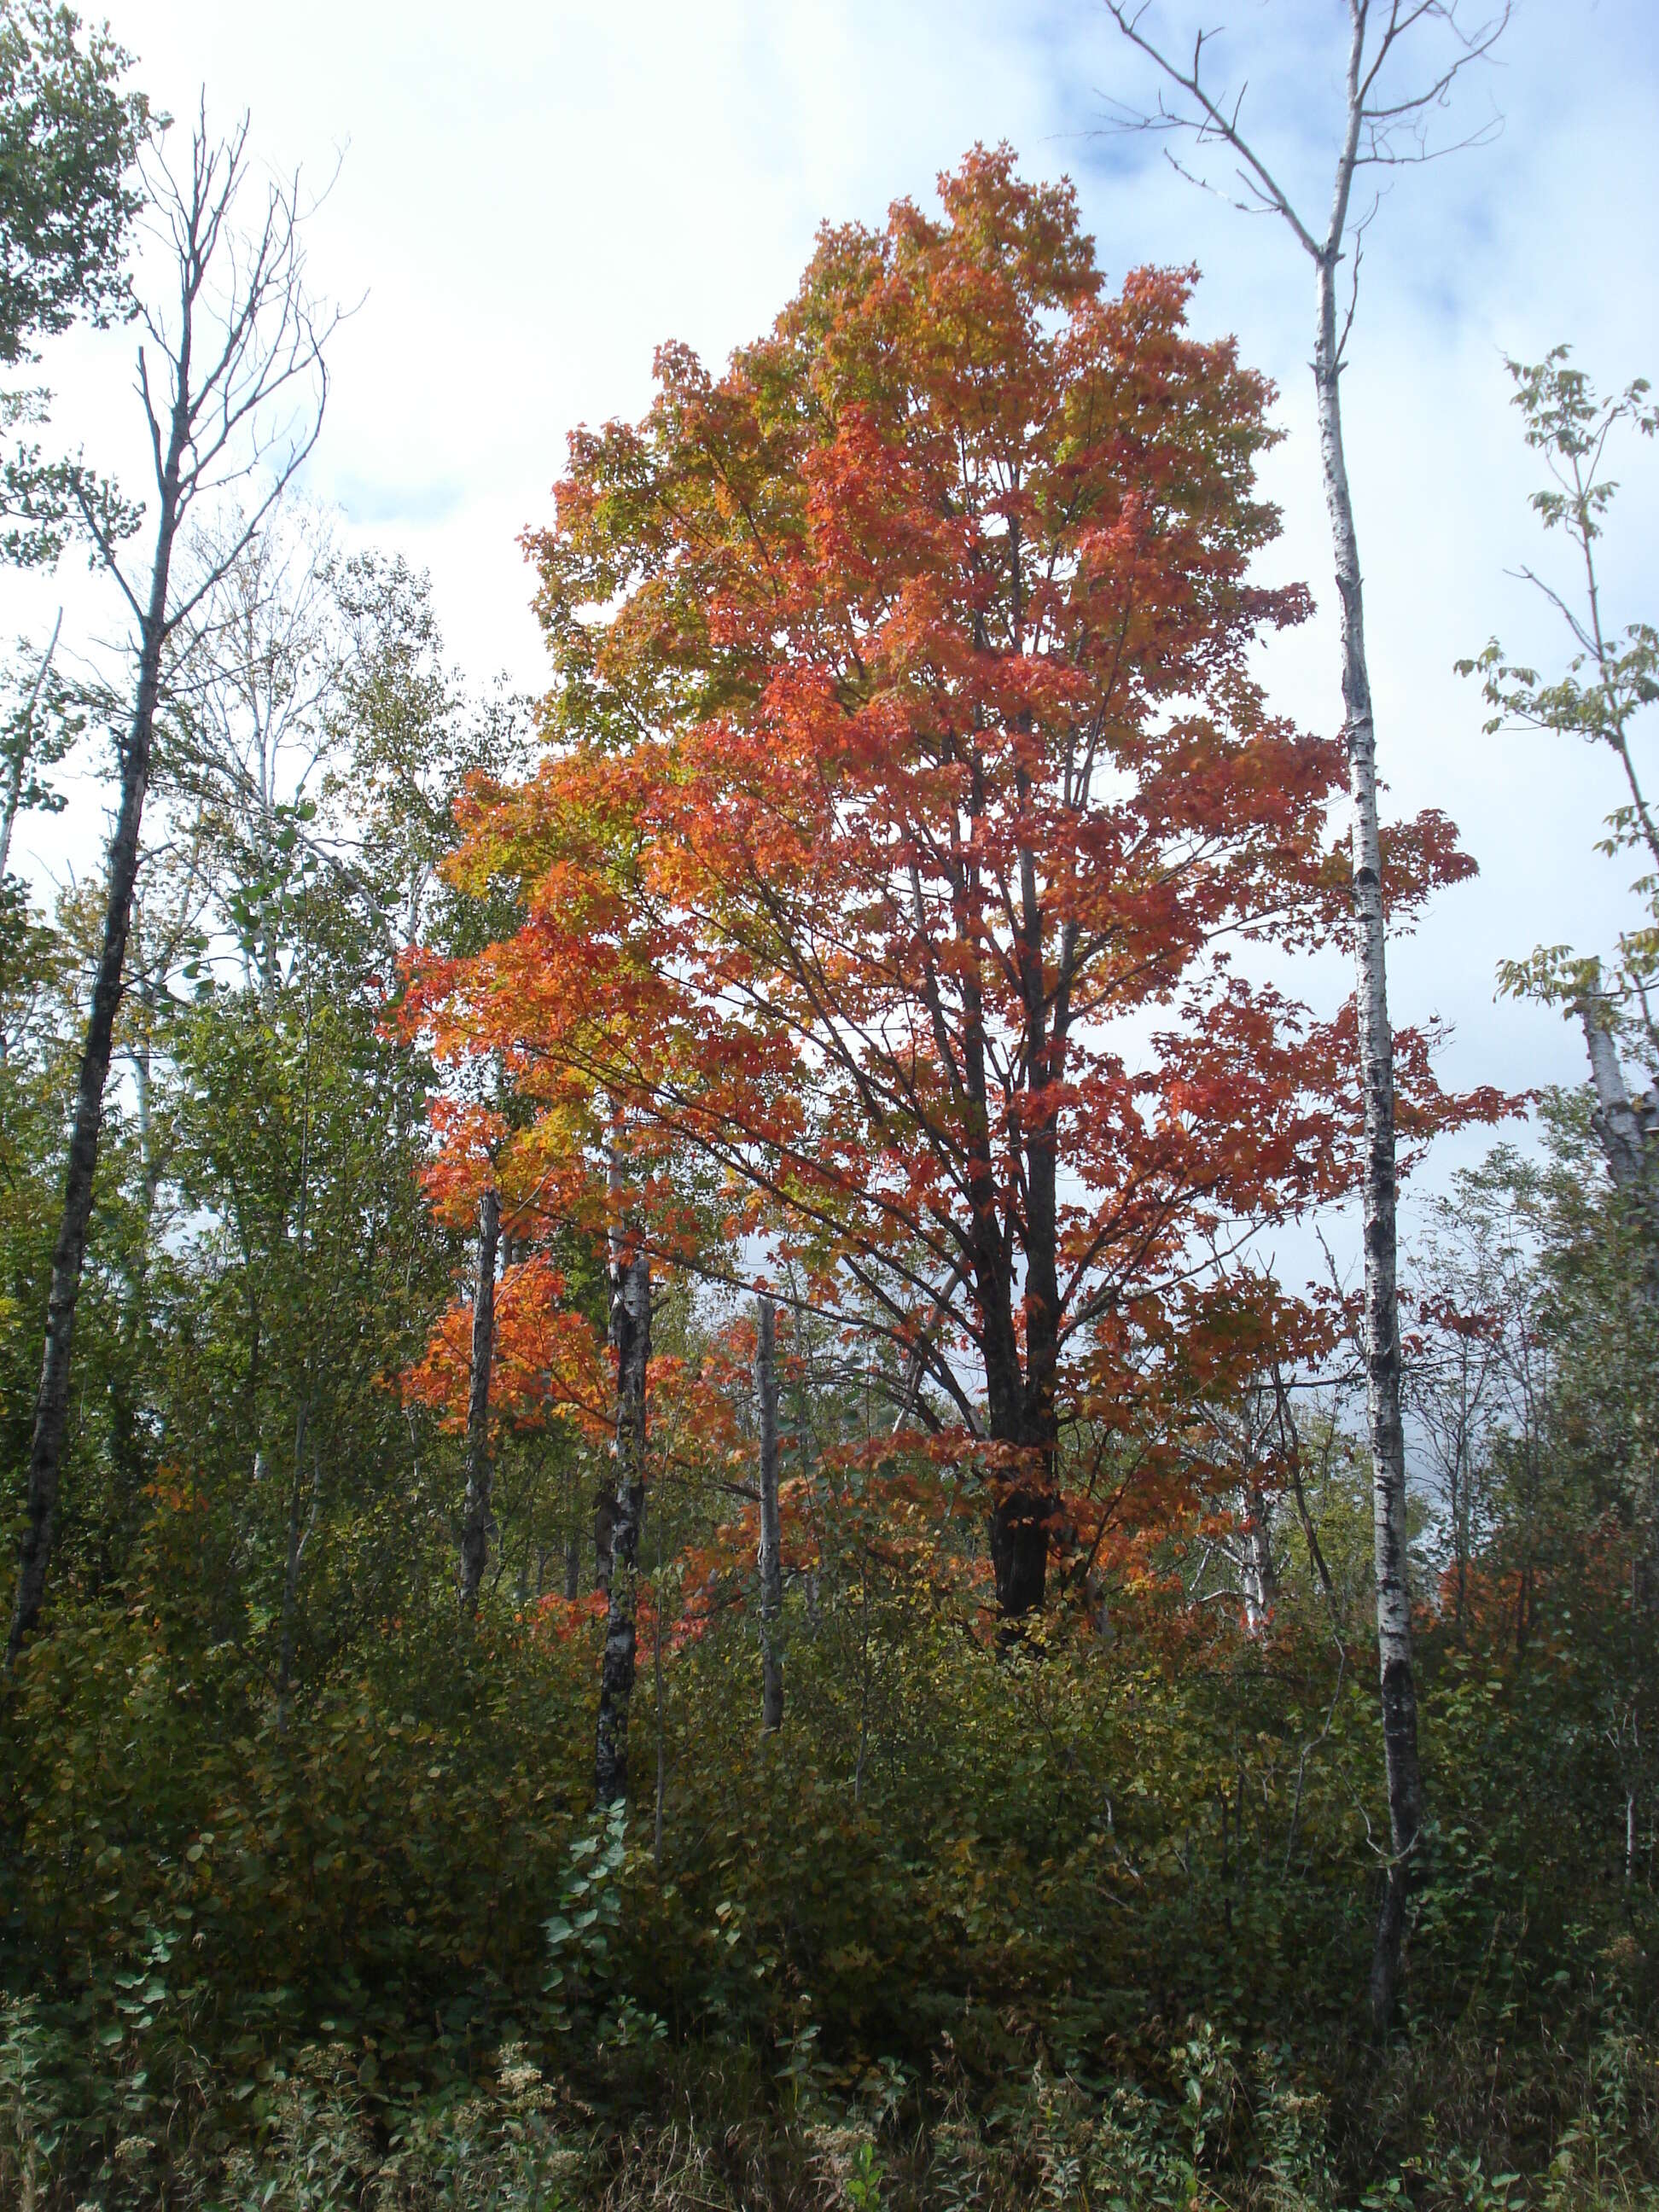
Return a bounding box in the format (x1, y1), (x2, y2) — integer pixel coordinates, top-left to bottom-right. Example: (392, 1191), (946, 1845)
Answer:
(409, 148), (1483, 1621)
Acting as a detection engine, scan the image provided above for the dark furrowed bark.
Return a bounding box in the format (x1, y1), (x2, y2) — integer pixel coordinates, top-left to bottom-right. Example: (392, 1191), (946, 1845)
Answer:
(990, 1479), (1057, 1620)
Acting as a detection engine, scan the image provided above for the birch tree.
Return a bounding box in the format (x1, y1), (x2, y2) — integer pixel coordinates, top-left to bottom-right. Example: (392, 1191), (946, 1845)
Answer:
(1101, 0), (1509, 2030)
(5, 108), (338, 1669)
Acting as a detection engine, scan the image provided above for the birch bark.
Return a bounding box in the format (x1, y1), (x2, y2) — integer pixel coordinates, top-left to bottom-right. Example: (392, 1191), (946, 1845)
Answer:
(1577, 980), (1659, 1245)
(1313, 218), (1423, 2035)
(1097, 0), (1511, 2029)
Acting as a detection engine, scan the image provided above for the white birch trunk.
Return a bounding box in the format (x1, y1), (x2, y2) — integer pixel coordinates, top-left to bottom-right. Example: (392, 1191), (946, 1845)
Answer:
(1312, 75), (1423, 2030)
(1241, 1481), (1278, 1635)
(1578, 979), (1659, 1241)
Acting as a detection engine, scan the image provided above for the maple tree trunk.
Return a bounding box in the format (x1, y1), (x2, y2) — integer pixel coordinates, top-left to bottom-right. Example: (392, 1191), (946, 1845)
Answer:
(755, 1295), (783, 1732)
(988, 1425), (1058, 1617)
(6, 415), (186, 1671)
(596, 1195), (650, 1805)
(1313, 253), (1422, 2034)
(982, 1186), (1061, 1619)
(457, 1186), (500, 1619)
(991, 835), (1066, 1622)
(969, 1095), (1058, 1615)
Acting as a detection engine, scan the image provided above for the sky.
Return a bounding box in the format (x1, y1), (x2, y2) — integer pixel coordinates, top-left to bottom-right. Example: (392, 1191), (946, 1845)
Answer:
(9, 0), (1659, 1205)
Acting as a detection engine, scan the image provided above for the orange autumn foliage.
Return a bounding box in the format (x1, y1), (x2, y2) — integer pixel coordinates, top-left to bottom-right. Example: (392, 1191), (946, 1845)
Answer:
(405, 147), (1503, 1617)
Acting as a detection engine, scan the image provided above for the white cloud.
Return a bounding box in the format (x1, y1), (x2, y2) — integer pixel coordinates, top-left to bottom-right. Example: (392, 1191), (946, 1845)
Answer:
(11, 0), (1658, 1154)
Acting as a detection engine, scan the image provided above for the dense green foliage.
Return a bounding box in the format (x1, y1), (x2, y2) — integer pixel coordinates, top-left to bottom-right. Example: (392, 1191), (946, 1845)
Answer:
(0, 0), (148, 571)
(0, 0), (146, 365)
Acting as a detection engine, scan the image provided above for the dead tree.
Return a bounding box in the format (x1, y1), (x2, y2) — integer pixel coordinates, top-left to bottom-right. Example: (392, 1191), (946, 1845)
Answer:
(1101, 0), (1509, 2031)
(6, 107), (339, 1670)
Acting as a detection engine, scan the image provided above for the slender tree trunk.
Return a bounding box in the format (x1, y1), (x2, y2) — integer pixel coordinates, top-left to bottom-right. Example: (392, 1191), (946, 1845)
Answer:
(595, 1145), (650, 1806)
(6, 407), (189, 1671)
(275, 1394), (317, 1732)
(1102, 0), (1511, 2034)
(653, 1496), (667, 1871)
(1627, 1786), (1639, 1893)
(756, 1294), (784, 1732)
(457, 1186), (500, 1618)
(1313, 251), (1423, 2034)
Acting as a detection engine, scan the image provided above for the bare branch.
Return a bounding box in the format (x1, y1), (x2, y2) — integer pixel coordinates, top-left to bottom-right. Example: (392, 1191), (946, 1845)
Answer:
(1099, 2), (1323, 259)
(1099, 0), (1509, 260)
